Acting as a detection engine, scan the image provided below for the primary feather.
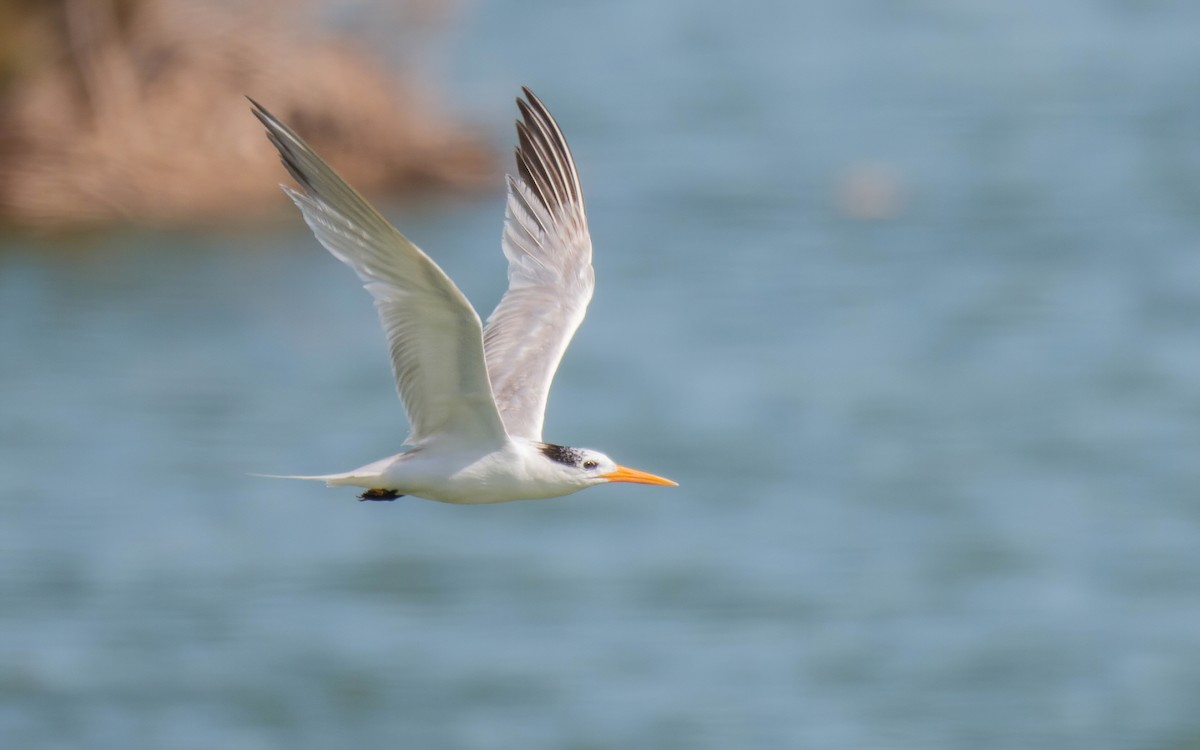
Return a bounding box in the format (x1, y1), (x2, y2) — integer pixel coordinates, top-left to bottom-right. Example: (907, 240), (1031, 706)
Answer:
(249, 98), (507, 448)
(483, 87), (595, 440)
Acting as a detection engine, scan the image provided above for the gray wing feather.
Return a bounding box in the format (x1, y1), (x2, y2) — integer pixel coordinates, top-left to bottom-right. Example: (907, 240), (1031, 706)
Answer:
(483, 88), (594, 440)
(251, 99), (508, 448)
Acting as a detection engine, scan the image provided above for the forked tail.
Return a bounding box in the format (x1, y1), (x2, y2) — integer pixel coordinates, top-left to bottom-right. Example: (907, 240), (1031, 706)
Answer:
(250, 471), (366, 487)
(252, 456), (395, 489)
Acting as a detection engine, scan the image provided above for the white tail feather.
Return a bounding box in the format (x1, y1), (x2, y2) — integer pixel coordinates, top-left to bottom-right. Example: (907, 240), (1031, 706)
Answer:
(250, 472), (370, 487)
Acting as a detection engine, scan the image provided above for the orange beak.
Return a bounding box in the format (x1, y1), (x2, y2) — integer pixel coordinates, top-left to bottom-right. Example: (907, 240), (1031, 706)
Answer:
(601, 465), (678, 487)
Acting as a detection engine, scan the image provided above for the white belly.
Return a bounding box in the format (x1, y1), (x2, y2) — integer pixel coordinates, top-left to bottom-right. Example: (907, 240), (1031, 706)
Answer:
(330, 441), (580, 504)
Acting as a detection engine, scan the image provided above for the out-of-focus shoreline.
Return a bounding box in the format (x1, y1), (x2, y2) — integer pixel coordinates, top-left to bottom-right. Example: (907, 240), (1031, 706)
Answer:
(0, 0), (495, 232)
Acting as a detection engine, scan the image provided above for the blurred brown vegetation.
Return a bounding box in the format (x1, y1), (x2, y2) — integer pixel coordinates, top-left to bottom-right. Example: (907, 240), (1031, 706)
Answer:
(0, 0), (494, 230)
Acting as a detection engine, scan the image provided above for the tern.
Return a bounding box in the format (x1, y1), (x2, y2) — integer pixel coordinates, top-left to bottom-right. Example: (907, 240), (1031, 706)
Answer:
(251, 88), (677, 503)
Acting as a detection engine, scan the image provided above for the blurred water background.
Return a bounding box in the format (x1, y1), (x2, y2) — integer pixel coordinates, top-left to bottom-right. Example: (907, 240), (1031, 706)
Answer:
(4, 1), (1200, 748)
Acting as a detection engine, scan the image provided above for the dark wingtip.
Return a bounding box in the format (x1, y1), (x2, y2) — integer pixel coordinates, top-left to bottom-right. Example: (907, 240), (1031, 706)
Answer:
(518, 87), (554, 125)
(247, 96), (283, 132)
(246, 95), (268, 122)
(245, 97), (318, 194)
(515, 97), (536, 123)
(519, 86), (553, 121)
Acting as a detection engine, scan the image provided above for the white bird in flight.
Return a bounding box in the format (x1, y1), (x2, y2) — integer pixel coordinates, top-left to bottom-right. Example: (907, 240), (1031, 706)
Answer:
(251, 88), (676, 503)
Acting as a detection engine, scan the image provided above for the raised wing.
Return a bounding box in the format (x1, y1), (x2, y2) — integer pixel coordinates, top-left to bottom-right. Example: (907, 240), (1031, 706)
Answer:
(483, 87), (595, 441)
(251, 99), (508, 448)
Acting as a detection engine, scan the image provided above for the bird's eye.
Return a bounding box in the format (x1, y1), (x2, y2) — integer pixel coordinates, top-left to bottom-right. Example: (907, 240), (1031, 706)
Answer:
(582, 460), (599, 470)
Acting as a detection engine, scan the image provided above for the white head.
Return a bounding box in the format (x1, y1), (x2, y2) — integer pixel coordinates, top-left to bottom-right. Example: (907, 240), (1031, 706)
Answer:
(536, 443), (677, 492)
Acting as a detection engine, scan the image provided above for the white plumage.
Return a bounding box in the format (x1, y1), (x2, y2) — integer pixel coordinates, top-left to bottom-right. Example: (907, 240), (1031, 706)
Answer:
(252, 88), (675, 504)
